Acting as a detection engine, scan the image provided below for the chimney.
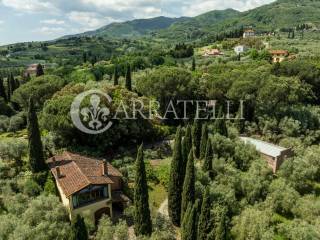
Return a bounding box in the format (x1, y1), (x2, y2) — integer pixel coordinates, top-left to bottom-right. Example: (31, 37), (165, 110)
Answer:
(56, 166), (62, 178)
(102, 161), (108, 176)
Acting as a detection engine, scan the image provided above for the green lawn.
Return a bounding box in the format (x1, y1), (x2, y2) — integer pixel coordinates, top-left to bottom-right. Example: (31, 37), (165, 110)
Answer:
(148, 157), (170, 216)
(148, 183), (167, 217)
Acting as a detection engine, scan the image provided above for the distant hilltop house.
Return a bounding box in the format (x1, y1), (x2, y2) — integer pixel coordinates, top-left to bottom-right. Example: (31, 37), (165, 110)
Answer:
(243, 29), (255, 38)
(25, 63), (45, 75)
(203, 49), (223, 57)
(47, 151), (130, 225)
(240, 137), (293, 173)
(234, 45), (248, 55)
(269, 50), (289, 63)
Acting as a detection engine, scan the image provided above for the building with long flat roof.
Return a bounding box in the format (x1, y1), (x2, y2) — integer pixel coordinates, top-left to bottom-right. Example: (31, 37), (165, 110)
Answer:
(240, 137), (293, 173)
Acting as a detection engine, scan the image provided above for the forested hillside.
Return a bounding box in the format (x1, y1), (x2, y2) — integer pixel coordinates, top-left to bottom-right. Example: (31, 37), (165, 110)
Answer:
(2, 0), (320, 239)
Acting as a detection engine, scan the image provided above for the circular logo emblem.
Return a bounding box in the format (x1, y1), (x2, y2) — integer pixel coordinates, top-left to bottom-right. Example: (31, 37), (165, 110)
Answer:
(70, 89), (113, 134)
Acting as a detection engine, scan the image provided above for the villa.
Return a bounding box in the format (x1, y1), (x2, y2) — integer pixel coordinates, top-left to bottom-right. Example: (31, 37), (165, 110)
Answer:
(269, 50), (289, 63)
(240, 137), (293, 173)
(203, 49), (223, 57)
(25, 63), (41, 75)
(47, 151), (130, 225)
(243, 29), (255, 38)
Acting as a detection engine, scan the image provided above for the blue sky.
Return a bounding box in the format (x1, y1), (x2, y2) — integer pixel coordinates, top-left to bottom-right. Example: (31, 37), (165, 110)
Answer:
(0, 0), (275, 45)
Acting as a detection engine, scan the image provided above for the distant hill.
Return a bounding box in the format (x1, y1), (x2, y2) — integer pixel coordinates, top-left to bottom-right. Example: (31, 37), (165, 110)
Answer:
(157, 9), (240, 40)
(158, 0), (320, 41)
(62, 16), (189, 39)
(218, 0), (320, 32)
(61, 9), (240, 40)
(62, 0), (320, 42)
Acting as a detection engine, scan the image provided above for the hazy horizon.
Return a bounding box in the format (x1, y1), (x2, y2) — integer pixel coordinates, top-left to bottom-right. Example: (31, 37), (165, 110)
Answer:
(0, 0), (276, 45)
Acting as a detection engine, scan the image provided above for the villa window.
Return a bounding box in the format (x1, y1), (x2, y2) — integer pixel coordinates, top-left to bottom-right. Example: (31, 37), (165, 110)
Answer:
(72, 185), (109, 209)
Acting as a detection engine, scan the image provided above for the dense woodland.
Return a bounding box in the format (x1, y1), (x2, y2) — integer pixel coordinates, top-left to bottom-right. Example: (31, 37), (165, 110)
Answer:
(2, 0), (320, 239)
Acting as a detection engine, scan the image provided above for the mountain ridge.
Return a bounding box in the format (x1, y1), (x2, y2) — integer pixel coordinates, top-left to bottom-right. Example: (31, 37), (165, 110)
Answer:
(61, 0), (320, 42)
(61, 16), (189, 39)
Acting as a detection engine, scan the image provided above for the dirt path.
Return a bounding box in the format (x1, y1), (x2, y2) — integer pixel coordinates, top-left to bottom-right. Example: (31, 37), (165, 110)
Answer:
(158, 198), (169, 218)
(128, 227), (136, 240)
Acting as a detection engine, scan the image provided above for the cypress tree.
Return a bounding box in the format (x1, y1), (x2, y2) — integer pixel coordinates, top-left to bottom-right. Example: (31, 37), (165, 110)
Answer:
(213, 108), (228, 137)
(6, 76), (11, 102)
(0, 77), (7, 102)
(36, 64), (44, 77)
(113, 65), (119, 86)
(237, 53), (241, 61)
(199, 123), (208, 159)
(181, 201), (199, 240)
(83, 52), (87, 63)
(272, 62), (281, 76)
(9, 73), (16, 94)
(182, 125), (192, 171)
(134, 144), (152, 236)
(168, 126), (184, 226)
(191, 57), (196, 71)
(192, 119), (202, 159)
(197, 188), (212, 240)
(125, 64), (132, 91)
(71, 215), (88, 240)
(181, 150), (195, 222)
(214, 207), (228, 240)
(202, 138), (213, 174)
(15, 78), (20, 89)
(27, 97), (46, 173)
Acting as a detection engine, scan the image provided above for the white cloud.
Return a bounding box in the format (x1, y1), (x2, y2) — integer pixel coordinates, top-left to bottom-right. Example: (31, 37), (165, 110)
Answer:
(67, 11), (112, 30)
(0, 0), (277, 19)
(1, 0), (58, 13)
(1, 0), (277, 34)
(40, 19), (65, 25)
(0, 20), (4, 25)
(181, 0), (276, 16)
(32, 26), (66, 35)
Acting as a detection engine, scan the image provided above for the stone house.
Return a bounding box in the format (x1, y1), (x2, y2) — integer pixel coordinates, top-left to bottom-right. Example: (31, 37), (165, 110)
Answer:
(47, 151), (130, 225)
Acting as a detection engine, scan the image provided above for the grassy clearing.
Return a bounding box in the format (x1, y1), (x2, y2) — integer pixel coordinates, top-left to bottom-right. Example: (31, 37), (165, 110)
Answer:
(148, 183), (167, 217)
(148, 157), (171, 216)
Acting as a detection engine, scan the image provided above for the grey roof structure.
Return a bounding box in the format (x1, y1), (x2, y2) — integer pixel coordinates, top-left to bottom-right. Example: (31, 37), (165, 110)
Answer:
(240, 137), (288, 158)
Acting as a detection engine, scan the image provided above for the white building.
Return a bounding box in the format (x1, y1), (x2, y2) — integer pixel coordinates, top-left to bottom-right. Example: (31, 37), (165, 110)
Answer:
(243, 29), (255, 38)
(234, 45), (248, 55)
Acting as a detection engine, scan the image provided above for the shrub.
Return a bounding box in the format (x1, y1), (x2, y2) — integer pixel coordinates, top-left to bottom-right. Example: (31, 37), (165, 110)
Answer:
(0, 138), (27, 167)
(22, 178), (42, 197)
(0, 115), (10, 132)
(7, 112), (26, 132)
(44, 173), (57, 196)
(12, 75), (65, 109)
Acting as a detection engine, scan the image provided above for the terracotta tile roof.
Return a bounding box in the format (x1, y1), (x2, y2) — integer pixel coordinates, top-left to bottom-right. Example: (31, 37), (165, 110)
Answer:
(269, 50), (289, 55)
(47, 152), (122, 197)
